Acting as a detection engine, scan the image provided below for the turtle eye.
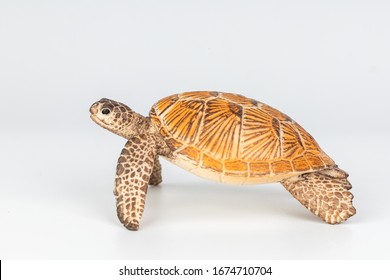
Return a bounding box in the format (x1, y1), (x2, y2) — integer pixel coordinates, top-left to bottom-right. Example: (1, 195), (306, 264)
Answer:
(101, 108), (111, 115)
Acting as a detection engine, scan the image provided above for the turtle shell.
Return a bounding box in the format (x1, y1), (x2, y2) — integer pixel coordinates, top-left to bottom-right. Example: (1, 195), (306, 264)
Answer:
(149, 91), (335, 184)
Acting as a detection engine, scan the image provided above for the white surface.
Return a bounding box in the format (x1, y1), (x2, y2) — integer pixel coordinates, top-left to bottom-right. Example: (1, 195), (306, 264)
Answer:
(0, 0), (389, 259)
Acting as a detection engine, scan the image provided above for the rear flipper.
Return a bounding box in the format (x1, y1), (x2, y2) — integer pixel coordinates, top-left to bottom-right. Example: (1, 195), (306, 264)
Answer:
(280, 167), (356, 224)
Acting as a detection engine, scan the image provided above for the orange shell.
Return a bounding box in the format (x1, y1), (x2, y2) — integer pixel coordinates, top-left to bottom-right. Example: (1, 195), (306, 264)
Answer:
(150, 91), (334, 181)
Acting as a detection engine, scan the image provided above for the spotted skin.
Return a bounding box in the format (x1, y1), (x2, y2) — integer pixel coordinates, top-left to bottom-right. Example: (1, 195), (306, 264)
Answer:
(114, 134), (169, 231)
(281, 167), (356, 224)
(90, 98), (150, 139)
(114, 136), (156, 230)
(149, 156), (162, 186)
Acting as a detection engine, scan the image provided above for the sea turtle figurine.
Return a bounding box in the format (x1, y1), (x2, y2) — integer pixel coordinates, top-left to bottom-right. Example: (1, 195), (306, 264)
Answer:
(90, 91), (356, 230)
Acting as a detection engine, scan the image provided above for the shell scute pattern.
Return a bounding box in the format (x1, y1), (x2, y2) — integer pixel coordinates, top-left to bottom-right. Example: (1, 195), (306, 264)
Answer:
(224, 160), (248, 172)
(271, 160), (293, 174)
(222, 92), (256, 106)
(202, 153), (223, 172)
(162, 99), (204, 144)
(180, 91), (218, 99)
(291, 156), (310, 171)
(155, 94), (179, 115)
(241, 106), (282, 161)
(150, 91), (334, 180)
(198, 98), (241, 160)
(249, 162), (271, 176)
(180, 146), (201, 163)
(281, 122), (305, 158)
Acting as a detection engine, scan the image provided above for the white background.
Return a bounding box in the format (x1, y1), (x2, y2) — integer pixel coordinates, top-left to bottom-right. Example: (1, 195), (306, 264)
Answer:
(0, 0), (389, 259)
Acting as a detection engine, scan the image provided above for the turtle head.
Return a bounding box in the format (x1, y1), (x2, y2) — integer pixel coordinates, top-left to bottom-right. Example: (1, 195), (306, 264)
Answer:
(90, 98), (146, 139)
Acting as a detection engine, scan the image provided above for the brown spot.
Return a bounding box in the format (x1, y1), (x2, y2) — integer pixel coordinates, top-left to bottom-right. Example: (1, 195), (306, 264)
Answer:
(132, 137), (141, 144)
(116, 164), (124, 175)
(140, 184), (148, 193)
(145, 157), (153, 166)
(335, 192), (343, 199)
(332, 198), (340, 205)
(121, 149), (130, 155)
(322, 204), (330, 210)
(305, 191), (315, 199)
(118, 156), (126, 163)
(209, 91), (219, 97)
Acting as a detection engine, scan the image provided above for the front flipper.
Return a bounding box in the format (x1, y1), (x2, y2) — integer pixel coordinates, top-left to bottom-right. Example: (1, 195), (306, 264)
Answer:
(149, 156), (162, 186)
(114, 136), (157, 231)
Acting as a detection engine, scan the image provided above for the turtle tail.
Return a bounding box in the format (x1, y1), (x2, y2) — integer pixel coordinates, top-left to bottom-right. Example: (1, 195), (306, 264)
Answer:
(280, 167), (356, 224)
